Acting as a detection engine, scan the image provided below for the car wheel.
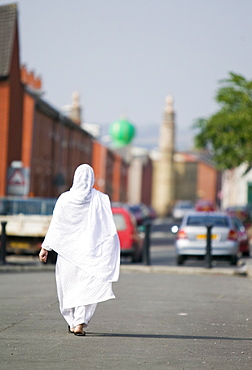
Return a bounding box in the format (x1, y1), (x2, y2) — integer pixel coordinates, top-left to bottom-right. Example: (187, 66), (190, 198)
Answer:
(242, 251), (250, 257)
(176, 255), (185, 265)
(230, 255), (238, 266)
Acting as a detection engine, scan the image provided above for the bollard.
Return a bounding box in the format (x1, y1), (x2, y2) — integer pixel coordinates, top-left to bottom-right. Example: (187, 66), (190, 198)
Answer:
(0, 221), (7, 265)
(143, 221), (151, 266)
(205, 223), (213, 268)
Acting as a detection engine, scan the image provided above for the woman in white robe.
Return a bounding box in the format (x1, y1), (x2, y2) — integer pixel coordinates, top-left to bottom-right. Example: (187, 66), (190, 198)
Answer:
(39, 164), (120, 336)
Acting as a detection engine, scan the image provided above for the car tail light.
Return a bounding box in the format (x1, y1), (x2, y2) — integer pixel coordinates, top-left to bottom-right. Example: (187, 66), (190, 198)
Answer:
(177, 229), (188, 239)
(228, 229), (238, 241)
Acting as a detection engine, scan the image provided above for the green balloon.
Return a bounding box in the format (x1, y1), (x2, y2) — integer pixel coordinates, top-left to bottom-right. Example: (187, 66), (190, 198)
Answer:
(109, 118), (136, 147)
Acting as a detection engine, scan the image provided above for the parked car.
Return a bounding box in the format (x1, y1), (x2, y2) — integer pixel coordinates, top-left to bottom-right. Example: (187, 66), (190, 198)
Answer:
(231, 216), (250, 257)
(112, 206), (144, 263)
(225, 206), (252, 229)
(172, 200), (195, 220)
(0, 197), (57, 263)
(195, 199), (216, 212)
(144, 205), (157, 221)
(174, 212), (239, 266)
(126, 204), (150, 226)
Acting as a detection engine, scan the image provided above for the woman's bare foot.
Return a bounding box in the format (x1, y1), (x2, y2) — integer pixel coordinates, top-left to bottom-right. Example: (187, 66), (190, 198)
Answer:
(68, 325), (75, 333)
(74, 324), (86, 336)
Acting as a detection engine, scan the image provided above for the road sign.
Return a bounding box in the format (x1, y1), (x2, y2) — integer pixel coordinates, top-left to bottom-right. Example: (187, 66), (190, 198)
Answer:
(7, 167), (30, 196)
(8, 169), (25, 186)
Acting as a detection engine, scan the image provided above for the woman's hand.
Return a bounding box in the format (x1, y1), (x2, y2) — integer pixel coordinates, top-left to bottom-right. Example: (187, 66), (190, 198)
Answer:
(39, 248), (48, 263)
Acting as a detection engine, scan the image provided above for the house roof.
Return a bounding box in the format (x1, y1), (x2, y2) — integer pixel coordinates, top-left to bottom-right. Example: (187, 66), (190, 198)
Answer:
(174, 150), (216, 168)
(25, 85), (94, 138)
(0, 3), (17, 79)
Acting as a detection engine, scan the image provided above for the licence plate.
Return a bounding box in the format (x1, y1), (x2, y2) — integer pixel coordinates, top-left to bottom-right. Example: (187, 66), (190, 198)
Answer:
(9, 241), (31, 249)
(196, 234), (217, 240)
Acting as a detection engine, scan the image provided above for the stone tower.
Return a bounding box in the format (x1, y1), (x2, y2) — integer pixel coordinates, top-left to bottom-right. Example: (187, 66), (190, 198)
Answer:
(152, 96), (175, 217)
(69, 91), (82, 125)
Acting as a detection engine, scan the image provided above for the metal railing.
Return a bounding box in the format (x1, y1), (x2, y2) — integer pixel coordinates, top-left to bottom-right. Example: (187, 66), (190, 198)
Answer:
(0, 198), (57, 216)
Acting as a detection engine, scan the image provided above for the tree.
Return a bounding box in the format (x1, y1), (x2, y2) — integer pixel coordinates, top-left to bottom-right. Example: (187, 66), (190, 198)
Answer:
(194, 72), (252, 173)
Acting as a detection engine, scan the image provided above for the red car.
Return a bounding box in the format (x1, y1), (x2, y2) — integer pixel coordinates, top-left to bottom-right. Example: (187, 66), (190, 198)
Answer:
(231, 216), (250, 257)
(112, 206), (144, 263)
(225, 206), (252, 229)
(195, 199), (216, 212)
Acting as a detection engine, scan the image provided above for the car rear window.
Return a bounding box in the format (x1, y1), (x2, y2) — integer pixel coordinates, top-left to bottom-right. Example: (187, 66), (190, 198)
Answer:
(231, 217), (244, 230)
(175, 201), (194, 209)
(187, 216), (229, 227)
(113, 213), (127, 231)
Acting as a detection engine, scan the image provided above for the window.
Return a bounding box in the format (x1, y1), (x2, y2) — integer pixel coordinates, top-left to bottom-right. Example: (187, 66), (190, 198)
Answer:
(113, 213), (126, 231)
(187, 216), (228, 227)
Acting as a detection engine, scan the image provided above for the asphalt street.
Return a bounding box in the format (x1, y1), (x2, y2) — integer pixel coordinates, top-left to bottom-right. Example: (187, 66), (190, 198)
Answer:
(1, 264), (252, 370)
(1, 218), (252, 369)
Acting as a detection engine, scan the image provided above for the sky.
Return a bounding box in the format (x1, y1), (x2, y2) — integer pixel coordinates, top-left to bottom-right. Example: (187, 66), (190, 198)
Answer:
(2, 0), (252, 150)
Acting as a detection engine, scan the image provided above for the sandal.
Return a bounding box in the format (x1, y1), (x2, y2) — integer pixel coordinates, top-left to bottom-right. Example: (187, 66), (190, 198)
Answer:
(74, 330), (86, 336)
(68, 325), (75, 334)
(74, 324), (86, 336)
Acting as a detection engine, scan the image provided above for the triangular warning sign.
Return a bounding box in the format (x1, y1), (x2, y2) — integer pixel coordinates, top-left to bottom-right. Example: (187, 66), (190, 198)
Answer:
(8, 169), (25, 186)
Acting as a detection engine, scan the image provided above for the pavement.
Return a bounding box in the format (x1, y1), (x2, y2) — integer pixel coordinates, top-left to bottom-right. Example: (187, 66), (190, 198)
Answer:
(1, 256), (252, 369)
(1, 253), (252, 277)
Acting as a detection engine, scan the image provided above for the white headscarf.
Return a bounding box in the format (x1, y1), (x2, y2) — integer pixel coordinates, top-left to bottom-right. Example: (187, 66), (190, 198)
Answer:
(69, 164), (94, 203)
(42, 164), (120, 282)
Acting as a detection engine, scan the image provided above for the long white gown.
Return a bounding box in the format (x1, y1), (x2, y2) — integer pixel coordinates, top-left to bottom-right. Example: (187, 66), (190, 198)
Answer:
(41, 164), (120, 329)
(55, 255), (115, 327)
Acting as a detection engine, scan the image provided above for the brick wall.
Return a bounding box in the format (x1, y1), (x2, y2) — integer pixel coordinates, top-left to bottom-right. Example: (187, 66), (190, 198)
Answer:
(8, 23), (23, 166)
(0, 23), (23, 196)
(0, 82), (10, 195)
(28, 105), (93, 198)
(92, 140), (106, 193)
(120, 160), (128, 202)
(22, 92), (35, 168)
(112, 154), (121, 202)
(197, 162), (217, 202)
(141, 157), (153, 205)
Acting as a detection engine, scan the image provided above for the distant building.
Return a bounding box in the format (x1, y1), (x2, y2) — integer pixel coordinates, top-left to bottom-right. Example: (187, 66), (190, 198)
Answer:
(221, 165), (252, 209)
(127, 146), (153, 206)
(174, 151), (221, 207)
(152, 96), (175, 216)
(151, 96), (221, 216)
(0, 4), (23, 196)
(0, 3), (128, 200)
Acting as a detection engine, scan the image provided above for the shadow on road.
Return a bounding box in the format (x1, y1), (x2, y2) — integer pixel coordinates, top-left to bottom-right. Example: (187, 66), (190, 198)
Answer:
(88, 332), (252, 341)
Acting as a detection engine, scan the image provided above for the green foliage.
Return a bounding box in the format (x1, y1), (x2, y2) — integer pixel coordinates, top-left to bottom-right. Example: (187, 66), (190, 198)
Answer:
(194, 72), (252, 172)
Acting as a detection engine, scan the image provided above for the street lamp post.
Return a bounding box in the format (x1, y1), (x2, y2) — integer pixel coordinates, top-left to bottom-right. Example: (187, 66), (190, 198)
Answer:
(206, 223), (213, 268)
(0, 221), (7, 265)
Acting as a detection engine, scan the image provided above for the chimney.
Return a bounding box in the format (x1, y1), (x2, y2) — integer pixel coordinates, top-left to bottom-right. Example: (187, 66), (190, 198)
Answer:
(69, 91), (82, 125)
(21, 64), (42, 91)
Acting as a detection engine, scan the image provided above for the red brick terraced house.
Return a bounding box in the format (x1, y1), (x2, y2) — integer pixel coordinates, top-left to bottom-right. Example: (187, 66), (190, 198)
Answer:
(0, 3), (128, 201)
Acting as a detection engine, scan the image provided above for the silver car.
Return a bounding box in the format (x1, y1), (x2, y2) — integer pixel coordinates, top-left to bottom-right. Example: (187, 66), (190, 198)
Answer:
(172, 200), (195, 220)
(175, 212), (239, 265)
